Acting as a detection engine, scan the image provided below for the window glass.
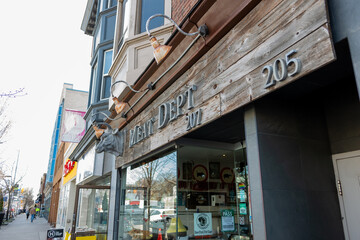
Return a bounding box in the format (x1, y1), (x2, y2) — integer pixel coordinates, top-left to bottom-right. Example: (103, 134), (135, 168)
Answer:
(109, 0), (117, 8)
(76, 145), (96, 184)
(101, 50), (113, 99)
(90, 63), (98, 104)
(118, 151), (177, 240)
(177, 145), (252, 240)
(76, 188), (110, 238)
(93, 24), (102, 53)
(140, 0), (164, 33)
(103, 50), (113, 74)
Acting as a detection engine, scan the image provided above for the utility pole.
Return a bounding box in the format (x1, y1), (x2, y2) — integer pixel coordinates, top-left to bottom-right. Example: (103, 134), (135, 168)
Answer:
(6, 150), (20, 220)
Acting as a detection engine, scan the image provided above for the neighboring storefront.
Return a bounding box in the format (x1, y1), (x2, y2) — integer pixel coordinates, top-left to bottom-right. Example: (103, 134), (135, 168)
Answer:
(56, 143), (78, 240)
(70, 140), (113, 240)
(106, 0), (360, 239)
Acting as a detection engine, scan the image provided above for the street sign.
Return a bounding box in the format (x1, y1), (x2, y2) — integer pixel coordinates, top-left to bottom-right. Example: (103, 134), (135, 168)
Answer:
(47, 229), (64, 240)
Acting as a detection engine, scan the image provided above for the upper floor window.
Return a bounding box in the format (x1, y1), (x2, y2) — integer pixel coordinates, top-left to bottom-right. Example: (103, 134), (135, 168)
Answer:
(138, 0), (164, 33)
(101, 49), (113, 99)
(100, 0), (117, 12)
(90, 62), (98, 104)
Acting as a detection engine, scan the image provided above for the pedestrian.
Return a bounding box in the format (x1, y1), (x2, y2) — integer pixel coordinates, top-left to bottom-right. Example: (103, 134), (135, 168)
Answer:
(30, 207), (36, 223)
(26, 208), (30, 220)
(36, 206), (40, 216)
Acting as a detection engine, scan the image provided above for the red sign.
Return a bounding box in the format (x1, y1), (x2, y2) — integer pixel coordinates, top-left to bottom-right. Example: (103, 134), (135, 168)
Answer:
(64, 159), (75, 177)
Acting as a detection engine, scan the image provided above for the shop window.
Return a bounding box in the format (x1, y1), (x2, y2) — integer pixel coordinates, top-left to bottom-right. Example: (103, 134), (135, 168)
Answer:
(118, 151), (177, 240)
(177, 144), (252, 240)
(118, 143), (251, 240)
(75, 187), (110, 239)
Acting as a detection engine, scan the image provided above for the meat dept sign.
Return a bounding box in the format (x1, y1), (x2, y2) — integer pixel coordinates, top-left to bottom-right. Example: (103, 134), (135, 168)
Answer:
(129, 85), (202, 147)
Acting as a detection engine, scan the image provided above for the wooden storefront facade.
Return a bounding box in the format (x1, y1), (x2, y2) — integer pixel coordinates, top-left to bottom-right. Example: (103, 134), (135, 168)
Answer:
(105, 0), (359, 239)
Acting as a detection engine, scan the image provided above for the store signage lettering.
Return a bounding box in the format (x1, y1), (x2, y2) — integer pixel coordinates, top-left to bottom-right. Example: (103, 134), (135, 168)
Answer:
(263, 49), (302, 89)
(63, 159), (75, 177)
(130, 85), (202, 147)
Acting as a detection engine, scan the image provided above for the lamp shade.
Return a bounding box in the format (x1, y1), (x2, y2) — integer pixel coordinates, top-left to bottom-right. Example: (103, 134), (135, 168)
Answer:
(113, 97), (126, 114)
(150, 36), (172, 64)
(93, 125), (105, 139)
(167, 218), (187, 235)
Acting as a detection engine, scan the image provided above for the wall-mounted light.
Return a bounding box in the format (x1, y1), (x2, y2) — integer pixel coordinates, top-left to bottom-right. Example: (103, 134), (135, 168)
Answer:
(91, 112), (122, 139)
(111, 80), (144, 115)
(108, 16), (209, 121)
(146, 14), (209, 64)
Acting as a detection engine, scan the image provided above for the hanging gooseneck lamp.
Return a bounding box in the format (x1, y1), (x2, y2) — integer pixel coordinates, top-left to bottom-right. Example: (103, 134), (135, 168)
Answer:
(111, 80), (143, 114)
(91, 111), (124, 139)
(146, 14), (209, 64)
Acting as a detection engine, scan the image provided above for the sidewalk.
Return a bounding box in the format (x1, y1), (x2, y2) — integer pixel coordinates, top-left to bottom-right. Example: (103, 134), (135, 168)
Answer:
(0, 213), (51, 240)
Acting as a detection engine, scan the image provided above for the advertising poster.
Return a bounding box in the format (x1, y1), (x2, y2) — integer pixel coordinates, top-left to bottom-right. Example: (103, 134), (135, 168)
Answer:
(194, 213), (212, 236)
(60, 109), (86, 143)
(221, 209), (235, 232)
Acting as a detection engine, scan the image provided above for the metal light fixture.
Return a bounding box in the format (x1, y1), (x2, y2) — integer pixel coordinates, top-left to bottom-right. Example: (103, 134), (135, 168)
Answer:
(146, 14), (209, 64)
(93, 125), (105, 139)
(111, 80), (143, 115)
(91, 112), (122, 139)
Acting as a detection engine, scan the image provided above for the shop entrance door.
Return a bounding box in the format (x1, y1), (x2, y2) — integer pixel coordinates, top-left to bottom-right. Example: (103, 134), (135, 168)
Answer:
(333, 150), (360, 240)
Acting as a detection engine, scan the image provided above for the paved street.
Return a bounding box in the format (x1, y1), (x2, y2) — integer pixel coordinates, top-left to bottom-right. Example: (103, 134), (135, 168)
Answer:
(0, 213), (51, 240)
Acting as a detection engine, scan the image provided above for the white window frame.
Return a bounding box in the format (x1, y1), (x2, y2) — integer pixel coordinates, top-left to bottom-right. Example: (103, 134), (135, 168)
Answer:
(101, 49), (113, 100)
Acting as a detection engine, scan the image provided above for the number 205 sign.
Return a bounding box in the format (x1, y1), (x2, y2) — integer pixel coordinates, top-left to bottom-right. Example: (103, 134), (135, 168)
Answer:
(262, 50), (302, 89)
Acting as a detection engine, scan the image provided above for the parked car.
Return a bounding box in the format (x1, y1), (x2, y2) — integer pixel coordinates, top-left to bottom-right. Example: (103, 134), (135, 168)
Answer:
(149, 209), (175, 223)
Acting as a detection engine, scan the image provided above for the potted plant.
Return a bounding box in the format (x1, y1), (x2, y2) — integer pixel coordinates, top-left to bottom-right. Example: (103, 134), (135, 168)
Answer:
(0, 189), (5, 227)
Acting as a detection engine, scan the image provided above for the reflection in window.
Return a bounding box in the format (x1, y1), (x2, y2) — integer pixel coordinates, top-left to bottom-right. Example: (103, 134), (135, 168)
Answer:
(119, 151), (177, 240)
(76, 188), (110, 238)
(57, 184), (70, 227)
(101, 49), (113, 99)
(90, 63), (98, 104)
(139, 0), (164, 33)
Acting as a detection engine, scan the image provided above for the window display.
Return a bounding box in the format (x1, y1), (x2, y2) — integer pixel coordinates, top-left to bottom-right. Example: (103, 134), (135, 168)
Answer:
(118, 151), (177, 240)
(118, 143), (252, 240)
(177, 145), (252, 240)
(74, 178), (111, 240)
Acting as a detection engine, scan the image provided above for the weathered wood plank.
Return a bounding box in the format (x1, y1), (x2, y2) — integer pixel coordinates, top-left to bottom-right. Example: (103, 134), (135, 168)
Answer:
(122, 94), (221, 165)
(170, 0), (326, 103)
(116, 0), (334, 167)
(200, 0), (329, 102)
(220, 24), (335, 114)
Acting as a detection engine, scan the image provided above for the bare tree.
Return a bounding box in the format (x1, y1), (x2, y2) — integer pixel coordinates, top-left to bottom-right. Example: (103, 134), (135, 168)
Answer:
(126, 153), (177, 236)
(0, 100), (11, 146)
(0, 88), (27, 98)
(22, 188), (34, 210)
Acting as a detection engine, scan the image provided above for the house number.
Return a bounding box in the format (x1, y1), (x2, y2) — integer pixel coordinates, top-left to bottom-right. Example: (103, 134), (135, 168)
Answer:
(263, 49), (302, 88)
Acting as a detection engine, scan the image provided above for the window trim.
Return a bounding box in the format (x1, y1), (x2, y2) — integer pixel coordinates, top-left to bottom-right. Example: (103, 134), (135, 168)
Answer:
(100, 49), (113, 100)
(90, 62), (98, 104)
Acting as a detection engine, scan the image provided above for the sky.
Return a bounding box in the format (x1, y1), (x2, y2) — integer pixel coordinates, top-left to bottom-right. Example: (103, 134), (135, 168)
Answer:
(0, 0), (92, 193)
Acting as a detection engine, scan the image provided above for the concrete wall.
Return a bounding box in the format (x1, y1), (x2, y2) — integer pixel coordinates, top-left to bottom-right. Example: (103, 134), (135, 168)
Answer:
(324, 77), (360, 154)
(246, 95), (344, 240)
(328, 0), (360, 97)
